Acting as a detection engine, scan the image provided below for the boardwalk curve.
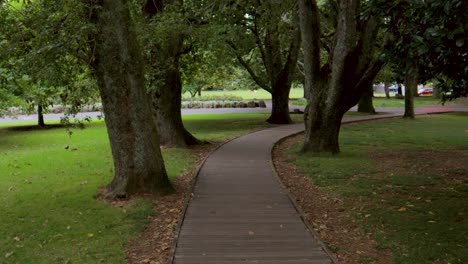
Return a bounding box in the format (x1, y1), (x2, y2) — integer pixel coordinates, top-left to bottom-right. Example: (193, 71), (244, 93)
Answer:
(171, 112), (419, 264)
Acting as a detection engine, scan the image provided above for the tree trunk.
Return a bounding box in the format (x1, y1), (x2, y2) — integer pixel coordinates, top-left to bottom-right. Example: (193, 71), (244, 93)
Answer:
(404, 64), (417, 119)
(357, 84), (376, 114)
(152, 61), (200, 147)
(299, 0), (383, 154)
(267, 82), (292, 124)
(37, 104), (45, 127)
(384, 82), (390, 98)
(302, 101), (344, 153)
(397, 83), (403, 97)
(91, 0), (173, 199)
(145, 0), (199, 148)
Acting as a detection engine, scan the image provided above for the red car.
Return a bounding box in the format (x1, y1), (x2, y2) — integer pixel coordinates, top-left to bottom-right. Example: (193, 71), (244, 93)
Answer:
(418, 88), (433, 95)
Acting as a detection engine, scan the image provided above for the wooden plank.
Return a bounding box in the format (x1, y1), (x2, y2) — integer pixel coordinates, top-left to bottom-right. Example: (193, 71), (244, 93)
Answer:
(171, 124), (333, 264)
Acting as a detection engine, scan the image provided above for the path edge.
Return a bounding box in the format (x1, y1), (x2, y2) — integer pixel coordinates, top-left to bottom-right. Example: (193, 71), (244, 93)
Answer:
(165, 125), (282, 264)
(269, 111), (454, 264)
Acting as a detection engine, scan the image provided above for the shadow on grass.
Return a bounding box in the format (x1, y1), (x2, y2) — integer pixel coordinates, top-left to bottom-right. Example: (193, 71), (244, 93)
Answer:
(1, 123), (83, 132)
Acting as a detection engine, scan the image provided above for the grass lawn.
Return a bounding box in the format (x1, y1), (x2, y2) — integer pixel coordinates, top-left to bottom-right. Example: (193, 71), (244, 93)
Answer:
(183, 87), (305, 100)
(289, 113), (468, 263)
(0, 113), (298, 263)
(292, 96), (450, 108)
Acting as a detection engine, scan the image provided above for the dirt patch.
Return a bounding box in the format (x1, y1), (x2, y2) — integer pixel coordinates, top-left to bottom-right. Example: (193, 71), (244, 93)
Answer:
(125, 143), (217, 264)
(371, 149), (468, 182)
(273, 133), (393, 264)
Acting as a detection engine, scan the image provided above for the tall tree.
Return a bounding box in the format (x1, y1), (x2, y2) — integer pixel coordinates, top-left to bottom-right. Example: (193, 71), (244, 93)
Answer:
(221, 0), (301, 124)
(0, 0), (99, 124)
(142, 0), (200, 147)
(381, 0), (467, 115)
(88, 0), (173, 198)
(299, 0), (385, 153)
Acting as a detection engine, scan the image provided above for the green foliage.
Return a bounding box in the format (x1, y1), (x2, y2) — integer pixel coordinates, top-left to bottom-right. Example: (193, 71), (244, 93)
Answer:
(0, 0), (99, 116)
(376, 0), (467, 98)
(291, 114), (468, 263)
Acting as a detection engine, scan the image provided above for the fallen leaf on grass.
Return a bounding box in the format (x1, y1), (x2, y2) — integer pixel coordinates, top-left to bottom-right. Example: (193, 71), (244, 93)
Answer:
(13, 236), (20, 242)
(5, 252), (13, 258)
(87, 233), (94, 239)
(398, 207), (407, 212)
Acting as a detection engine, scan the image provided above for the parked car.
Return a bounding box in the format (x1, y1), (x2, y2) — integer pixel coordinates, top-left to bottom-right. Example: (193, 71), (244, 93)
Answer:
(388, 84), (398, 93)
(418, 88), (433, 95)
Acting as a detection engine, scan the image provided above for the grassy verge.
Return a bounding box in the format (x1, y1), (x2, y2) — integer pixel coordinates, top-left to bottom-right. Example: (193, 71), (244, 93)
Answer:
(0, 113), (298, 263)
(292, 96), (449, 108)
(289, 113), (468, 263)
(183, 87), (304, 100)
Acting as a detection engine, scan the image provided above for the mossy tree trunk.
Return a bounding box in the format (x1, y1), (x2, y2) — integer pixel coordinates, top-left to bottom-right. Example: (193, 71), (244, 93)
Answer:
(358, 84), (376, 114)
(90, 0), (173, 199)
(37, 104), (45, 127)
(144, 0), (199, 147)
(404, 63), (418, 119)
(299, 0), (384, 154)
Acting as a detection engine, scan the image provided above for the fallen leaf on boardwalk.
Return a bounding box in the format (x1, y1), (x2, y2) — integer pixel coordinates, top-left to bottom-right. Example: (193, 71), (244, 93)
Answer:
(248, 231), (255, 236)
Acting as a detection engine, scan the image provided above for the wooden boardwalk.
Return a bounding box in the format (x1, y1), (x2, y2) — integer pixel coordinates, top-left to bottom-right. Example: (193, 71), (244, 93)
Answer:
(171, 113), (403, 264)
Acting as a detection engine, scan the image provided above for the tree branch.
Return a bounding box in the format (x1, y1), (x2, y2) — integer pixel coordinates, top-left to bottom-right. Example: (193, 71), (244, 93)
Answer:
(226, 41), (271, 92)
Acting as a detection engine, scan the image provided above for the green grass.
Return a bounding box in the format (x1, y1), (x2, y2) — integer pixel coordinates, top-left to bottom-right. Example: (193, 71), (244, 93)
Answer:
(0, 113), (296, 263)
(292, 96), (449, 108)
(290, 113), (468, 263)
(183, 87), (305, 100)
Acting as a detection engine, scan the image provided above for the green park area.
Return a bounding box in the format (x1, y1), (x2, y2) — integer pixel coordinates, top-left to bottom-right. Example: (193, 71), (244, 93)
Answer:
(0, 113), (301, 263)
(287, 113), (468, 263)
(1, 112), (467, 263)
(1, 0), (467, 263)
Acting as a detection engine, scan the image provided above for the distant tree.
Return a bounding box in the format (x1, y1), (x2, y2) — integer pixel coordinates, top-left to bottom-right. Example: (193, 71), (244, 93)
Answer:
(374, 64), (396, 98)
(379, 0), (467, 117)
(217, 0), (301, 124)
(141, 0), (200, 147)
(0, 0), (99, 125)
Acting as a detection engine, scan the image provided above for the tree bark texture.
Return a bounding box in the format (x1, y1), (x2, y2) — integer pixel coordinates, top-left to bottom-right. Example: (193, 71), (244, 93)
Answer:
(267, 84), (292, 124)
(145, 0), (199, 147)
(37, 104), (45, 127)
(150, 35), (199, 147)
(384, 82), (390, 98)
(299, 0), (383, 153)
(358, 84), (376, 114)
(265, 23), (301, 124)
(91, 0), (173, 198)
(404, 63), (418, 118)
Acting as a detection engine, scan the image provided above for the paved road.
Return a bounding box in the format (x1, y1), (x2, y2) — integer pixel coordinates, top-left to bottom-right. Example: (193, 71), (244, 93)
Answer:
(1, 100), (466, 123)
